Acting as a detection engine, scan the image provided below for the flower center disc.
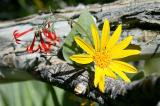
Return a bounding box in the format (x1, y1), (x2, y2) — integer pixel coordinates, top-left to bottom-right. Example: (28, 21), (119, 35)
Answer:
(93, 51), (111, 69)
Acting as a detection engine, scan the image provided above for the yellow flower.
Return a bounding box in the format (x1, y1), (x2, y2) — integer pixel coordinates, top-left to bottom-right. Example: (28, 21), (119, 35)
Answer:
(70, 19), (141, 93)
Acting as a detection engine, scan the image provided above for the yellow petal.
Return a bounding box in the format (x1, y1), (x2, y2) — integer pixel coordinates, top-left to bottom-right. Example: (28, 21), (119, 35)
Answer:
(91, 24), (100, 51)
(106, 24), (122, 50)
(101, 19), (110, 50)
(112, 60), (137, 73)
(74, 36), (94, 55)
(70, 54), (93, 64)
(113, 35), (133, 50)
(104, 68), (117, 79)
(94, 66), (102, 88)
(109, 64), (131, 83)
(112, 49), (141, 59)
(98, 74), (105, 93)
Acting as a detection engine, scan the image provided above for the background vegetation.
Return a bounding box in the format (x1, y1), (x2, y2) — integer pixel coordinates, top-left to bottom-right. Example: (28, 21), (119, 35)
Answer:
(0, 0), (115, 20)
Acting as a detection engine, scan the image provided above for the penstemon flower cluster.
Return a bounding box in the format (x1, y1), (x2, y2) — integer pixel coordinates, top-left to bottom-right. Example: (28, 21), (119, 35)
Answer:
(13, 20), (60, 53)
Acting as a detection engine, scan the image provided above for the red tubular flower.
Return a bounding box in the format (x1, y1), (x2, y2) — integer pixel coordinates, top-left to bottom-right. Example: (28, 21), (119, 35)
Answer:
(26, 32), (53, 54)
(43, 29), (60, 43)
(43, 28), (49, 37)
(26, 35), (39, 53)
(48, 32), (56, 40)
(39, 33), (52, 53)
(55, 36), (61, 42)
(13, 28), (33, 44)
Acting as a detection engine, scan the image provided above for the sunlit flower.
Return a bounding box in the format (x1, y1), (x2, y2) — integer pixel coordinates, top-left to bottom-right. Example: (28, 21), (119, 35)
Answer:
(70, 19), (141, 93)
(13, 28), (33, 44)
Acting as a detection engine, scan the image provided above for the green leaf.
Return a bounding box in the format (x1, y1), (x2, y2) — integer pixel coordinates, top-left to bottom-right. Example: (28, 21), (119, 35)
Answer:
(144, 57), (160, 76)
(0, 81), (98, 106)
(131, 71), (145, 81)
(62, 10), (95, 63)
(0, 81), (54, 106)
